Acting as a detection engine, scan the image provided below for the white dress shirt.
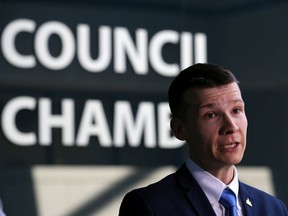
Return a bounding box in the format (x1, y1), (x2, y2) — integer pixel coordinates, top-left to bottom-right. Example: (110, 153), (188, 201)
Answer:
(186, 158), (243, 216)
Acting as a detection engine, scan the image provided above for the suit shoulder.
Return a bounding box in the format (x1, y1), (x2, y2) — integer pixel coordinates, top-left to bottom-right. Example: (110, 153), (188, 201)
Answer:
(240, 181), (287, 206)
(240, 182), (288, 215)
(129, 171), (177, 196)
(240, 181), (276, 198)
(123, 164), (191, 200)
(119, 172), (179, 216)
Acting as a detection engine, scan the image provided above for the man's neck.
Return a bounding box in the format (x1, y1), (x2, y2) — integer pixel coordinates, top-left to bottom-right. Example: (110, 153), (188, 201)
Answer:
(207, 166), (235, 184)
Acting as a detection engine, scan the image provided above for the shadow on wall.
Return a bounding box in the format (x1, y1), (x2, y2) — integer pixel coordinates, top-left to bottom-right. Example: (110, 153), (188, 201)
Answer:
(0, 167), (38, 216)
(64, 167), (160, 216)
(0, 165), (285, 216)
(0, 166), (173, 216)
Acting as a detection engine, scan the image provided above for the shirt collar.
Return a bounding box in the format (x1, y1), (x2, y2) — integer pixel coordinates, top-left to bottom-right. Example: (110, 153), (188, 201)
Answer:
(186, 158), (239, 206)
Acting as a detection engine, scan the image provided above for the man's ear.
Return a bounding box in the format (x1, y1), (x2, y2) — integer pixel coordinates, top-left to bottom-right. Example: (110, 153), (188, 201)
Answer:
(170, 118), (186, 141)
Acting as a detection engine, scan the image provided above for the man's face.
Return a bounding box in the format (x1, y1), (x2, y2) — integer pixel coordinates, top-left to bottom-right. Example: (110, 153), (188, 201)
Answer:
(172, 82), (248, 171)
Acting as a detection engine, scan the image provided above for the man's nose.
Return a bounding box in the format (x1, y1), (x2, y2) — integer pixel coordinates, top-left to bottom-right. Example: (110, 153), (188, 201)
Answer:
(219, 114), (239, 135)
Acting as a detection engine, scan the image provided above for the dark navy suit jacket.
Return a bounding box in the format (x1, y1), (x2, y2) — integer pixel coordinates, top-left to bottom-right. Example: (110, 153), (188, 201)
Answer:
(119, 164), (288, 216)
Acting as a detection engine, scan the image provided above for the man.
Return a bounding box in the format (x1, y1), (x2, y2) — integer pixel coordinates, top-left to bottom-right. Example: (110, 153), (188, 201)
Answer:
(119, 63), (288, 216)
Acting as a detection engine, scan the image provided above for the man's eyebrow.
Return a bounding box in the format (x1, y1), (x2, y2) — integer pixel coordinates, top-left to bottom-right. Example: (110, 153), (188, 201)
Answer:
(198, 99), (244, 110)
(232, 99), (245, 104)
(198, 103), (215, 110)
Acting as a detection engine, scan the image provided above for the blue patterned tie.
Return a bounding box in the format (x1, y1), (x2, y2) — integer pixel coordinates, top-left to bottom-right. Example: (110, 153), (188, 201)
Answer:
(219, 188), (238, 216)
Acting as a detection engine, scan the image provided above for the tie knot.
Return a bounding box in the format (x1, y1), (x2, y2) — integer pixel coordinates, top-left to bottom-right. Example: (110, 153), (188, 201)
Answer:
(220, 188), (237, 208)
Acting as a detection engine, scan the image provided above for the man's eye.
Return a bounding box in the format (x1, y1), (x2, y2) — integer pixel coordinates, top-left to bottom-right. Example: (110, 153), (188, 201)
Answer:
(206, 112), (216, 118)
(233, 108), (241, 113)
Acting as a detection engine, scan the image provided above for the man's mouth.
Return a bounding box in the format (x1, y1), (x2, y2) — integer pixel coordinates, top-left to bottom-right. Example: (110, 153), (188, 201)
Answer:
(225, 142), (238, 149)
(221, 142), (240, 150)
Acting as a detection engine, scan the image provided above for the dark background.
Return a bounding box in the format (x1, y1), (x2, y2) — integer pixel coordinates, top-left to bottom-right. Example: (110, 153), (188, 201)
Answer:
(0, 0), (288, 215)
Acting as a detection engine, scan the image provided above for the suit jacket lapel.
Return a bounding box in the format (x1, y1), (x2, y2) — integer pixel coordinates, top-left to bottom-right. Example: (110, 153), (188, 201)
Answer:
(176, 165), (217, 216)
(239, 182), (255, 216)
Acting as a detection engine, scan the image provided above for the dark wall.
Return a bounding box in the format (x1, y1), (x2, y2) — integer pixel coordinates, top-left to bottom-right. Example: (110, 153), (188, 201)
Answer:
(0, 1), (287, 214)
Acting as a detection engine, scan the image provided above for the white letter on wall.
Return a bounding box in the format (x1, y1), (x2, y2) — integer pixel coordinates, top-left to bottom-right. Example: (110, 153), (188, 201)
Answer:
(114, 28), (148, 74)
(195, 33), (207, 63)
(1, 96), (36, 146)
(35, 21), (75, 70)
(76, 100), (112, 147)
(114, 101), (156, 148)
(1, 19), (36, 68)
(180, 32), (193, 70)
(39, 98), (74, 146)
(158, 103), (184, 149)
(149, 30), (179, 77)
(77, 25), (112, 72)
